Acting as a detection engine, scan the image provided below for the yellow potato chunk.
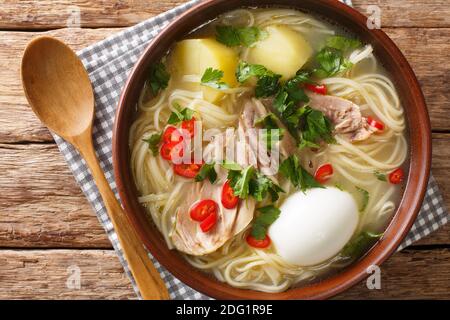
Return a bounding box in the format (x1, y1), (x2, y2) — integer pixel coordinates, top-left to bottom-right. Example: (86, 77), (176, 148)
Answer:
(247, 26), (313, 81)
(169, 38), (238, 103)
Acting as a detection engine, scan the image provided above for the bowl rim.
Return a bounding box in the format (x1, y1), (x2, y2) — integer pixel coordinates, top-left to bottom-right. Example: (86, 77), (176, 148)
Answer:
(113, 0), (431, 299)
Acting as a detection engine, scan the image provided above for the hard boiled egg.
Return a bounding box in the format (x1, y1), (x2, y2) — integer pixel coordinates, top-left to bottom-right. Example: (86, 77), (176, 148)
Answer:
(269, 188), (359, 266)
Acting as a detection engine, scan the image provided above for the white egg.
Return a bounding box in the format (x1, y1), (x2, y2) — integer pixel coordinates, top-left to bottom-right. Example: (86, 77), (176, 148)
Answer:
(269, 187), (359, 266)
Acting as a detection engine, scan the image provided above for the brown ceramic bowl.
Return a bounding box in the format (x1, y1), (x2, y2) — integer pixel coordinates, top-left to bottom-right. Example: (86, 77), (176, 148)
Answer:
(113, 0), (431, 299)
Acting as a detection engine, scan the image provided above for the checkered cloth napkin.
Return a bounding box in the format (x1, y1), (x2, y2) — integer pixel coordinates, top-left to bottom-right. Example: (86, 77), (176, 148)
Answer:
(52, 0), (448, 299)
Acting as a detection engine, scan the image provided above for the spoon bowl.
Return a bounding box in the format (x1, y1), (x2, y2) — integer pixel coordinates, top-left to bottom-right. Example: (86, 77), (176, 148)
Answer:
(22, 37), (94, 140)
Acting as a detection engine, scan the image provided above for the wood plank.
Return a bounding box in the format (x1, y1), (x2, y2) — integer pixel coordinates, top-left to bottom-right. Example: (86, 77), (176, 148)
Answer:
(1, 27), (449, 143)
(0, 134), (448, 249)
(0, 0), (448, 29)
(0, 248), (448, 299)
(0, 143), (111, 248)
(0, 249), (135, 299)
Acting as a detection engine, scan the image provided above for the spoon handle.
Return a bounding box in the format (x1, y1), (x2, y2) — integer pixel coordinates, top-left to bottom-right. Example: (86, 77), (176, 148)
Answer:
(78, 138), (170, 300)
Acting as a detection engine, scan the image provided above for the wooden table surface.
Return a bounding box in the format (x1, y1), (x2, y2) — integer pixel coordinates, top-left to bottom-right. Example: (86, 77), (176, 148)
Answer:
(0, 0), (449, 299)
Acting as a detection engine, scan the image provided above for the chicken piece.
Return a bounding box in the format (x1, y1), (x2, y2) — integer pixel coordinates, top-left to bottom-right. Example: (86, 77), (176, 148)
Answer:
(306, 92), (377, 141)
(171, 139), (255, 256)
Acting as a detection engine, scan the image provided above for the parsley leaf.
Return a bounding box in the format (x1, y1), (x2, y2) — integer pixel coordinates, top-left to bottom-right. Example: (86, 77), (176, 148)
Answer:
(299, 106), (335, 149)
(374, 171), (387, 182)
(227, 166), (256, 199)
(326, 35), (361, 52)
(226, 165), (284, 202)
(235, 61), (281, 97)
(249, 172), (285, 202)
(142, 132), (162, 156)
(341, 231), (383, 259)
(279, 155), (323, 192)
(221, 161), (242, 171)
(255, 113), (284, 151)
(236, 61), (273, 83)
(216, 26), (267, 48)
(200, 67), (230, 90)
(147, 62), (170, 96)
(255, 75), (282, 98)
(167, 103), (194, 125)
(313, 47), (353, 78)
(356, 186), (369, 212)
(195, 163), (217, 184)
(251, 205), (281, 240)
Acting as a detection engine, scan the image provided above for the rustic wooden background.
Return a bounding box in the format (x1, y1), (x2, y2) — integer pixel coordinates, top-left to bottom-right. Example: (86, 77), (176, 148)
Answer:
(0, 0), (449, 299)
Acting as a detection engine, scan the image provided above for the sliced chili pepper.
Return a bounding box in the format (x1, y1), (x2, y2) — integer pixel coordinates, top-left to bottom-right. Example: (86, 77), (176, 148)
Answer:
(190, 199), (218, 222)
(367, 116), (384, 132)
(173, 161), (203, 178)
(246, 234), (271, 249)
(200, 211), (217, 233)
(181, 117), (196, 138)
(314, 163), (334, 183)
(221, 180), (239, 209)
(162, 126), (183, 144)
(305, 83), (327, 95)
(160, 141), (183, 161)
(389, 168), (404, 185)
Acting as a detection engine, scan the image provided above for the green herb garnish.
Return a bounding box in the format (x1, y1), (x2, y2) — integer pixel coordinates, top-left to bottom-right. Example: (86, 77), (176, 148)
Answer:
(194, 162), (218, 184)
(298, 106), (335, 149)
(341, 231), (383, 259)
(356, 186), (369, 212)
(235, 61), (281, 97)
(226, 165), (284, 202)
(255, 113), (284, 150)
(227, 166), (256, 199)
(200, 67), (230, 90)
(374, 171), (387, 182)
(220, 161), (242, 171)
(216, 26), (267, 48)
(147, 62), (170, 96)
(279, 155), (323, 192)
(142, 132), (162, 156)
(251, 205), (281, 240)
(167, 103), (194, 125)
(326, 35), (362, 52)
(313, 47), (353, 78)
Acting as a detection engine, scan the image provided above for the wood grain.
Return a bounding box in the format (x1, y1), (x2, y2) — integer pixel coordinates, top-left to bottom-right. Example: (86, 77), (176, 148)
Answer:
(0, 27), (449, 143)
(0, 0), (449, 29)
(0, 248), (448, 299)
(0, 134), (448, 249)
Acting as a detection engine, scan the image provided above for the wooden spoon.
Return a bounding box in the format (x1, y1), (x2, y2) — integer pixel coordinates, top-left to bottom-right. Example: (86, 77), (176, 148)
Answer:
(21, 36), (170, 300)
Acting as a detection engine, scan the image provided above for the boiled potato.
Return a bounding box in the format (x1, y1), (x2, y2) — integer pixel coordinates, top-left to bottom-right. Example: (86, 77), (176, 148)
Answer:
(169, 38), (238, 103)
(247, 26), (313, 80)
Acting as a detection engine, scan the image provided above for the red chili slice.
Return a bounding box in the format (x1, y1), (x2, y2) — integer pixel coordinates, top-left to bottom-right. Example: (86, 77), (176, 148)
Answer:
(246, 234), (271, 249)
(314, 163), (334, 183)
(389, 168), (404, 185)
(367, 116), (385, 132)
(200, 211), (217, 233)
(305, 83), (327, 95)
(221, 180), (239, 209)
(160, 141), (183, 161)
(181, 117), (196, 138)
(162, 126), (183, 144)
(173, 161), (203, 178)
(190, 199), (218, 222)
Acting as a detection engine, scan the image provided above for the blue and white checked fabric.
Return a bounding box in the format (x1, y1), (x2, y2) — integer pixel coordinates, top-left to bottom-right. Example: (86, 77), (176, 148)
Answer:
(52, 0), (448, 299)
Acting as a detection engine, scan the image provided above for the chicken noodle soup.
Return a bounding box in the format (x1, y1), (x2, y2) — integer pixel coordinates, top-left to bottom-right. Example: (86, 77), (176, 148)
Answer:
(130, 8), (407, 293)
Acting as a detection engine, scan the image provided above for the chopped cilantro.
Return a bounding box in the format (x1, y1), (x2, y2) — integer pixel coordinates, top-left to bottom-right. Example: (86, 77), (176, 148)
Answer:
(194, 163), (217, 184)
(279, 155), (323, 192)
(356, 186), (369, 212)
(251, 205), (281, 240)
(142, 132), (162, 156)
(200, 67), (230, 90)
(147, 62), (170, 96)
(216, 26), (267, 48)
